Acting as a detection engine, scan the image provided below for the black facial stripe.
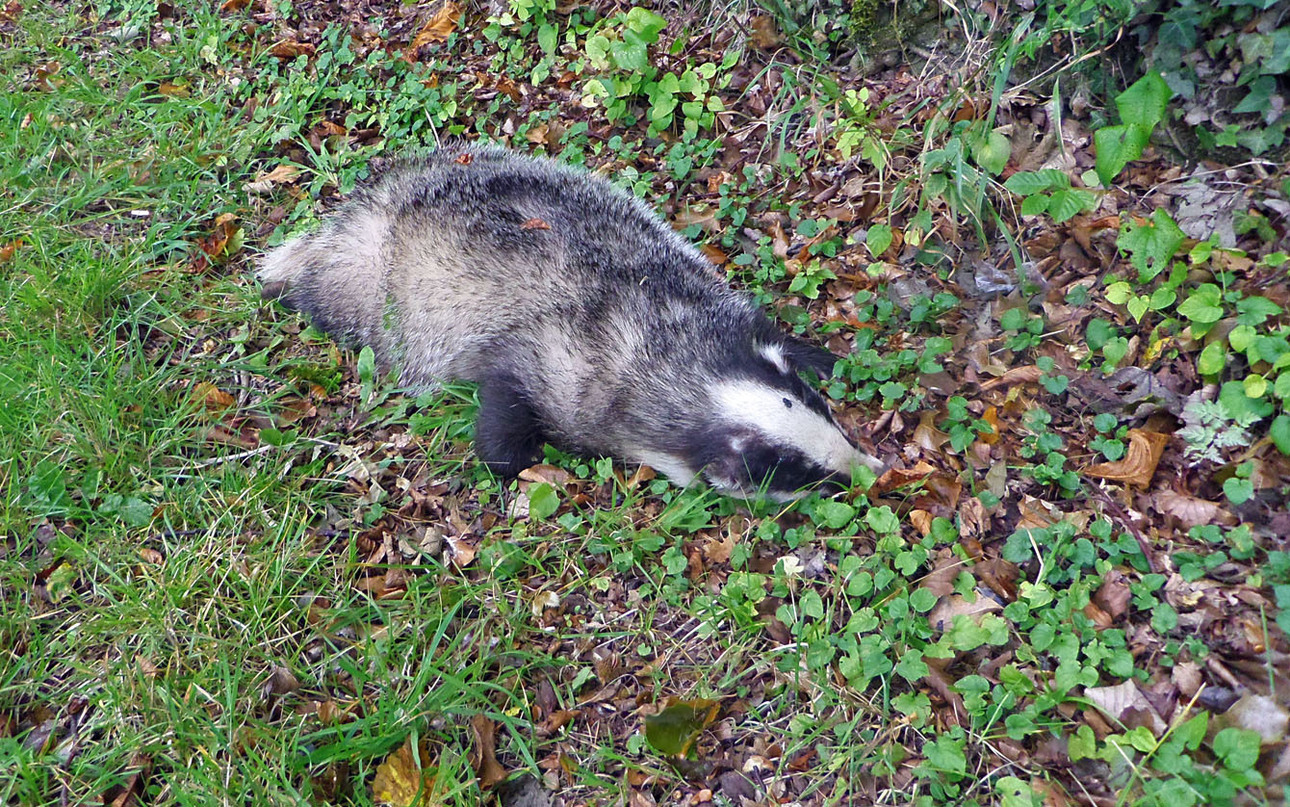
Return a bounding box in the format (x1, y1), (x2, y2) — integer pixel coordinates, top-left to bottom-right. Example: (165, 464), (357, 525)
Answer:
(684, 423), (845, 496)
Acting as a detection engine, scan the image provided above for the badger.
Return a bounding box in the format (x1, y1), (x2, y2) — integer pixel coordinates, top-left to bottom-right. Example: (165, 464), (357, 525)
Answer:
(258, 144), (883, 500)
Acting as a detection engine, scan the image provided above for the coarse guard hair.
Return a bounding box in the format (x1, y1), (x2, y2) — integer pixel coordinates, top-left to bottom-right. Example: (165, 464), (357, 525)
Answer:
(259, 144), (883, 500)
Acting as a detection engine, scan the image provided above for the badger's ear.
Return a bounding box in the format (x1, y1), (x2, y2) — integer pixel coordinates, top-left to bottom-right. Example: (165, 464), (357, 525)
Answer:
(779, 336), (841, 379)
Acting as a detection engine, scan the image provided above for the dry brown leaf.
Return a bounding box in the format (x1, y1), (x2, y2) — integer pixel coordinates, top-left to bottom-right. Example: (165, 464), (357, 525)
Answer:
(468, 715), (508, 790)
(193, 381), (236, 411)
(245, 163), (302, 195)
(269, 41), (316, 60)
(748, 15), (782, 50)
(373, 738), (439, 807)
(913, 410), (950, 451)
(0, 239), (22, 263)
(927, 593), (1002, 631)
(407, 1), (460, 56)
(908, 508), (934, 537)
(1152, 489), (1235, 528)
(979, 365), (1043, 391)
(1083, 429), (1170, 488)
(261, 665), (300, 699)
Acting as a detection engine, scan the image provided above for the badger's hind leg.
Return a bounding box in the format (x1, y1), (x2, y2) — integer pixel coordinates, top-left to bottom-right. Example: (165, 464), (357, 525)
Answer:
(475, 371), (548, 477)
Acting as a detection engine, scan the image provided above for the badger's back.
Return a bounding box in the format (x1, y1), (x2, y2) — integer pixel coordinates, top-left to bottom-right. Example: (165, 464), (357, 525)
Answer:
(259, 145), (754, 448)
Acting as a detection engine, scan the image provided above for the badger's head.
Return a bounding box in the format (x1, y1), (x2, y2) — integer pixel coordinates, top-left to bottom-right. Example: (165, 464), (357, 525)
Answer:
(638, 339), (884, 501)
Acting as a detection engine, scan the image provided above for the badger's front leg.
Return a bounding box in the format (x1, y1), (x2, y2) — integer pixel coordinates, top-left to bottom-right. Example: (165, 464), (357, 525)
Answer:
(475, 370), (548, 477)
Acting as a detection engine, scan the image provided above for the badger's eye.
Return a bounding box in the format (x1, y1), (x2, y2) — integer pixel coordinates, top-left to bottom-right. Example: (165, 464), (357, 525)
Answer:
(782, 397), (793, 409)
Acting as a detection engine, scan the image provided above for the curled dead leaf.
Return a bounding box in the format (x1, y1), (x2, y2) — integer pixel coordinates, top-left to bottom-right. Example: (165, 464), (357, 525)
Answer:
(1083, 429), (1170, 489)
(269, 41), (316, 60)
(193, 381), (236, 411)
(468, 715), (508, 790)
(244, 163), (302, 195)
(407, 1), (460, 56)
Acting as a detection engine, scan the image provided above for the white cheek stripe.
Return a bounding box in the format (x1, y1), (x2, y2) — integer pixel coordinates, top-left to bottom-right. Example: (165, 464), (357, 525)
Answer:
(711, 380), (863, 474)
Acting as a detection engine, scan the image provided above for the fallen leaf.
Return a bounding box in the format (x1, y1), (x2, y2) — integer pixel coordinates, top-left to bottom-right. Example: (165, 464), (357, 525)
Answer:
(1083, 429), (1170, 488)
(643, 698), (720, 757)
(1084, 680), (1167, 735)
(0, 239), (23, 263)
(244, 163), (302, 195)
(1152, 489), (1235, 528)
(407, 2), (460, 56)
(193, 381), (236, 411)
(269, 41), (316, 60)
(468, 715), (508, 790)
(373, 738), (439, 807)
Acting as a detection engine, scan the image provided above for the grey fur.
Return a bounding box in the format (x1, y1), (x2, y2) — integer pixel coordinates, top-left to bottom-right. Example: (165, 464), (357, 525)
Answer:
(259, 144), (882, 499)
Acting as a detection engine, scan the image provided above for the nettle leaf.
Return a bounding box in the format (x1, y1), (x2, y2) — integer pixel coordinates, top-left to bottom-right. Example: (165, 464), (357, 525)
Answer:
(1236, 295), (1282, 326)
(1115, 71), (1172, 129)
(1047, 188), (1096, 223)
(1004, 169), (1067, 195)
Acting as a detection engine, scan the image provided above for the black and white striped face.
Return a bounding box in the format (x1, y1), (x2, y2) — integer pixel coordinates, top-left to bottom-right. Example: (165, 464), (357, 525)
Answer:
(638, 342), (882, 501)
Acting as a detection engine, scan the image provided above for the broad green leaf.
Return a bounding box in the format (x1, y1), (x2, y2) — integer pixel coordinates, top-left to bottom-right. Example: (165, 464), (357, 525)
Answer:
(1105, 281), (1133, 305)
(1243, 374), (1267, 399)
(537, 22), (557, 53)
(1228, 324), (1256, 352)
(623, 7), (666, 40)
(1119, 208), (1186, 282)
(1176, 284), (1224, 324)
(1004, 169), (1067, 195)
(644, 698), (719, 757)
(1047, 188), (1096, 223)
(815, 500), (856, 529)
(1126, 295), (1149, 322)
(866, 224), (893, 257)
(528, 483), (560, 519)
(1269, 415), (1290, 455)
(1019, 194), (1050, 216)
(1094, 124), (1150, 187)
(1197, 341), (1227, 375)
(1115, 72), (1172, 128)
(972, 130), (1011, 175)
